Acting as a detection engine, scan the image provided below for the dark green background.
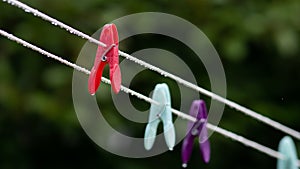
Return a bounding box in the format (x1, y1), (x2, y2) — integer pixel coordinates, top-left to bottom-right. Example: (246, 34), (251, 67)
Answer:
(0, 0), (300, 169)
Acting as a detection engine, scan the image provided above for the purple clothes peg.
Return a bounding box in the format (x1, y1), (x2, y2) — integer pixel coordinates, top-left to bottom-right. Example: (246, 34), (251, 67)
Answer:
(181, 100), (210, 168)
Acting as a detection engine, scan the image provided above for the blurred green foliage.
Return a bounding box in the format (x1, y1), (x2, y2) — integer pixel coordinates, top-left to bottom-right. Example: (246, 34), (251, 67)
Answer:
(0, 0), (300, 169)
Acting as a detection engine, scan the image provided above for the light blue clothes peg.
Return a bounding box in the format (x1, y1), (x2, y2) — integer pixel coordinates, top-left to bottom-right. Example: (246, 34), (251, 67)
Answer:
(144, 83), (176, 151)
(277, 136), (299, 169)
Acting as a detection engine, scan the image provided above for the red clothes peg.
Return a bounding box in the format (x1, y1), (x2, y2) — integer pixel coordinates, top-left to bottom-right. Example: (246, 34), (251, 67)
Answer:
(88, 24), (121, 95)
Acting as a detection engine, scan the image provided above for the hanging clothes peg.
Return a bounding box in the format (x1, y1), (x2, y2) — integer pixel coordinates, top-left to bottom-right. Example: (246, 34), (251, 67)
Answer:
(144, 83), (176, 151)
(277, 136), (299, 169)
(88, 23), (121, 95)
(181, 100), (210, 168)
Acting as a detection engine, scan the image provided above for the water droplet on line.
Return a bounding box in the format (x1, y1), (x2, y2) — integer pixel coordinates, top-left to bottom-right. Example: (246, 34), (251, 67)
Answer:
(51, 22), (58, 26)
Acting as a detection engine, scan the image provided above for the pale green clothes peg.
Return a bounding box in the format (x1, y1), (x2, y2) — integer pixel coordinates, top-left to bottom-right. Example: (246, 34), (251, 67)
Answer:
(144, 83), (175, 151)
(277, 136), (299, 169)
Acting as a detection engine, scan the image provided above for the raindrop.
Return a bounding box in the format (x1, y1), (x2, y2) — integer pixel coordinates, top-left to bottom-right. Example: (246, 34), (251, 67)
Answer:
(51, 22), (57, 26)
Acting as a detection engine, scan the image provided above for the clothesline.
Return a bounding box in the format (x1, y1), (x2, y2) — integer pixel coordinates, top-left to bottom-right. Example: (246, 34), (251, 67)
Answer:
(3, 0), (300, 140)
(1, 29), (299, 166)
